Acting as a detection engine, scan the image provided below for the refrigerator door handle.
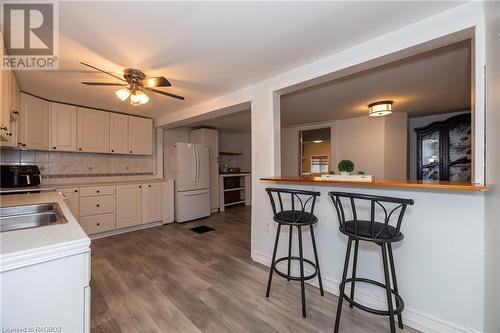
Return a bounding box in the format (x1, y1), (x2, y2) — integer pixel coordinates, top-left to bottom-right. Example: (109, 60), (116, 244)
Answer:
(192, 147), (196, 183)
(196, 147), (200, 183)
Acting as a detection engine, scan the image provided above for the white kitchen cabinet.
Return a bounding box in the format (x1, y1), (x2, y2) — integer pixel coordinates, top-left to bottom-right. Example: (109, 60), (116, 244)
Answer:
(19, 93), (50, 150)
(1, 68), (11, 140)
(50, 103), (77, 151)
(143, 183), (163, 223)
(189, 128), (220, 211)
(1, 251), (91, 333)
(128, 116), (152, 155)
(77, 107), (110, 153)
(116, 184), (143, 228)
(109, 112), (129, 154)
(57, 188), (80, 219)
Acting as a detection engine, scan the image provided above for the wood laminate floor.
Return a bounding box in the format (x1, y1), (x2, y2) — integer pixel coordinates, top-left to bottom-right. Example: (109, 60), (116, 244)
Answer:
(90, 206), (419, 333)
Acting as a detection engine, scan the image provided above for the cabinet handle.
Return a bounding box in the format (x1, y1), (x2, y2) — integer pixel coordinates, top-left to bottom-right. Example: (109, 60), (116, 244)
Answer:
(53, 146), (57, 150)
(74, 189), (78, 193)
(6, 132), (12, 136)
(79, 148), (82, 151)
(96, 204), (100, 207)
(96, 223), (100, 226)
(12, 111), (19, 115)
(148, 185), (151, 187)
(21, 143), (26, 147)
(139, 185), (142, 188)
(130, 150), (133, 154)
(0, 125), (7, 131)
(96, 190), (100, 193)
(111, 149), (114, 152)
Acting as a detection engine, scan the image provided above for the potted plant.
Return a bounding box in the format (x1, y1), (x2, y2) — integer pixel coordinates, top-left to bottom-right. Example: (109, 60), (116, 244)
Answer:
(338, 160), (354, 176)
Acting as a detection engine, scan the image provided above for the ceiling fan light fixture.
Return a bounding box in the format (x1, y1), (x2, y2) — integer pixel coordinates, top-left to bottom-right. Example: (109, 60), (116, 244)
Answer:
(130, 90), (149, 105)
(115, 88), (131, 101)
(368, 100), (393, 117)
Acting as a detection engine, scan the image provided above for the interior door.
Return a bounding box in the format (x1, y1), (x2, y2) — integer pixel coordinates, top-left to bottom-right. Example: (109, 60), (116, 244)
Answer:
(176, 143), (197, 191)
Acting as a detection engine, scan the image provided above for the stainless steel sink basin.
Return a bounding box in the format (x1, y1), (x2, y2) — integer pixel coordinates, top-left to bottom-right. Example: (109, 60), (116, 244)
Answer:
(0, 203), (68, 232)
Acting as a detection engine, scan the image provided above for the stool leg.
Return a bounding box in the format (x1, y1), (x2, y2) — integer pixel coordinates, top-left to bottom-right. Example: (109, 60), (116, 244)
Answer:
(309, 225), (324, 296)
(297, 225), (307, 318)
(287, 225), (293, 281)
(381, 243), (396, 333)
(334, 238), (353, 333)
(349, 239), (359, 308)
(388, 243), (404, 329)
(266, 223), (282, 298)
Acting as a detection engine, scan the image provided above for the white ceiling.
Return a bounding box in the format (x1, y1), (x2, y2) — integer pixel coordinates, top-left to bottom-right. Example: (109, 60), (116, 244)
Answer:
(14, 1), (465, 119)
(281, 40), (471, 127)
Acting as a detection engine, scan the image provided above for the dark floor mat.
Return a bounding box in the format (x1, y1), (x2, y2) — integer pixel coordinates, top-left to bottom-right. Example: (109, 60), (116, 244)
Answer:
(189, 225), (215, 234)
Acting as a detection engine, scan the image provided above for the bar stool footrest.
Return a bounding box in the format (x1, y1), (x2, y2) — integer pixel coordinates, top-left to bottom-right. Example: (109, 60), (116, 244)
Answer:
(341, 277), (404, 315)
(273, 256), (318, 281)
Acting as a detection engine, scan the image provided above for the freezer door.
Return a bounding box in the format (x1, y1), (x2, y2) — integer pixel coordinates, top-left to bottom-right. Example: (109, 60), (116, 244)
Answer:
(175, 189), (210, 222)
(176, 143), (197, 191)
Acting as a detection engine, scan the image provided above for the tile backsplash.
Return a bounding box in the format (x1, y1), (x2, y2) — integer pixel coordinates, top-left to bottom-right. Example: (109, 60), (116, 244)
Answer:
(0, 150), (156, 184)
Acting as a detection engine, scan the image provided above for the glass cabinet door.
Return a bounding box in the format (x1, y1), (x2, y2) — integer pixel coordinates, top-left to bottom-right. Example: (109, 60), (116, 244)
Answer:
(421, 129), (440, 166)
(448, 121), (471, 182)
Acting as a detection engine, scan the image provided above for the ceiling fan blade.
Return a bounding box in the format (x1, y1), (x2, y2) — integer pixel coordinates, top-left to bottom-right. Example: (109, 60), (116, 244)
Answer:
(80, 62), (126, 82)
(142, 76), (171, 87)
(145, 87), (184, 100)
(82, 81), (127, 86)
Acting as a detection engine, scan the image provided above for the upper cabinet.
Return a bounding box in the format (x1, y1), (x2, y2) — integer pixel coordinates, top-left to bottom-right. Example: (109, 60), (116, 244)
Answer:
(190, 128), (218, 160)
(19, 93), (50, 150)
(50, 103), (77, 152)
(128, 116), (152, 155)
(109, 113), (128, 154)
(77, 107), (110, 153)
(1, 69), (20, 142)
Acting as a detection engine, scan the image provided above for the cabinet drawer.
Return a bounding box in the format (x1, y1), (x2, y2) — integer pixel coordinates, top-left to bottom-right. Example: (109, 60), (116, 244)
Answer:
(79, 195), (114, 216)
(79, 186), (114, 197)
(79, 213), (115, 234)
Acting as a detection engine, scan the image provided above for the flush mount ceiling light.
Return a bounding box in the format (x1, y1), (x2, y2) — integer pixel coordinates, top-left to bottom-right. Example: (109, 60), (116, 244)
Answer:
(313, 140), (323, 143)
(368, 101), (393, 117)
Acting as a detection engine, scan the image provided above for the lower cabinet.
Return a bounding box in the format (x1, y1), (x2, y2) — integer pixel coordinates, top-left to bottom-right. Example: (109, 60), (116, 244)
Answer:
(142, 183), (163, 223)
(116, 184), (143, 228)
(58, 180), (174, 236)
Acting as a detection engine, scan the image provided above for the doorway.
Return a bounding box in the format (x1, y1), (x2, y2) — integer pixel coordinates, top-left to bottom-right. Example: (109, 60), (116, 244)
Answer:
(299, 127), (331, 176)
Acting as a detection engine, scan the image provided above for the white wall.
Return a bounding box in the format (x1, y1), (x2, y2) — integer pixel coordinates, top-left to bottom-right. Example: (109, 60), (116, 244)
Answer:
(281, 114), (407, 180)
(219, 132), (252, 172)
(483, 1), (500, 332)
(162, 128), (190, 178)
(408, 111), (470, 180)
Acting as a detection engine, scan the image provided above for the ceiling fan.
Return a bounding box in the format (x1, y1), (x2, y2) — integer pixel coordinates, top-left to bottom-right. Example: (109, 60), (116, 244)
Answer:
(80, 62), (184, 106)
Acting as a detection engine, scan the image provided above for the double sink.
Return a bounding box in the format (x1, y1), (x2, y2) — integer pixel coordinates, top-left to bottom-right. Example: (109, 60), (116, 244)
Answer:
(0, 203), (68, 232)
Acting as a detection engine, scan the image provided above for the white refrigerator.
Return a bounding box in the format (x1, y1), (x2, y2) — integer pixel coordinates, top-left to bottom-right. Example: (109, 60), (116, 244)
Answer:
(166, 143), (211, 222)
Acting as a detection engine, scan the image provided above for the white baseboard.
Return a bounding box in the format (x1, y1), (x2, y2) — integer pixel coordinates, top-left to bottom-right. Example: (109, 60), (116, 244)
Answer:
(90, 221), (163, 240)
(251, 250), (480, 333)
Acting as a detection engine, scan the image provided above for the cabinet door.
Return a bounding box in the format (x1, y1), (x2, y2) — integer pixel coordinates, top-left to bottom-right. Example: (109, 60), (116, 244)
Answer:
(109, 113), (128, 154)
(50, 103), (77, 151)
(142, 183), (163, 223)
(116, 184), (142, 228)
(0, 68), (11, 139)
(209, 159), (219, 210)
(77, 108), (110, 153)
(57, 188), (80, 219)
(205, 128), (219, 160)
(19, 93), (50, 150)
(128, 116), (152, 155)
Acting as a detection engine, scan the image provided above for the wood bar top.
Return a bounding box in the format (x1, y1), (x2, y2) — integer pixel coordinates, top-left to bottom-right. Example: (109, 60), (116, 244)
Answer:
(260, 176), (486, 191)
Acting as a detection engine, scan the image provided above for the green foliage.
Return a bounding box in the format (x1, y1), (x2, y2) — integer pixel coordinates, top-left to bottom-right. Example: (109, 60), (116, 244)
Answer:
(328, 170), (335, 175)
(338, 160), (354, 173)
(357, 171), (365, 175)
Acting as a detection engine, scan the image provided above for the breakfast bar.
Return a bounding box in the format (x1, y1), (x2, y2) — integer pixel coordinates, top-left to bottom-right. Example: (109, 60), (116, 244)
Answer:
(255, 176), (487, 332)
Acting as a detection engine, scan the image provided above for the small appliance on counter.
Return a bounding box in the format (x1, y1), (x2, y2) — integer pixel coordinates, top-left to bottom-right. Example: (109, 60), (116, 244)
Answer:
(1, 165), (42, 188)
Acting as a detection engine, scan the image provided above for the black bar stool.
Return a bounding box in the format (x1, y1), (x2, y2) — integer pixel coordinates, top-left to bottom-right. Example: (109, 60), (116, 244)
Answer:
(265, 188), (324, 318)
(328, 191), (414, 333)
